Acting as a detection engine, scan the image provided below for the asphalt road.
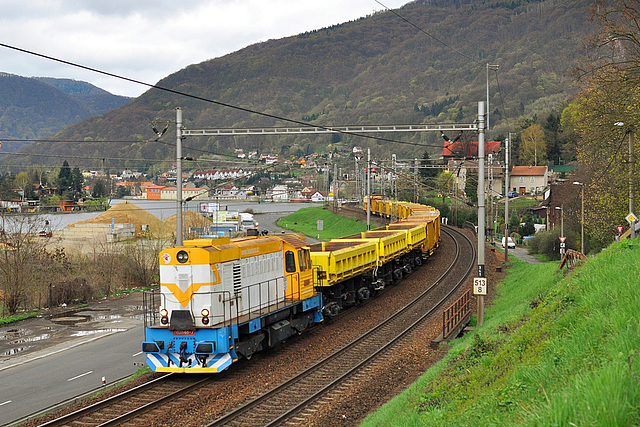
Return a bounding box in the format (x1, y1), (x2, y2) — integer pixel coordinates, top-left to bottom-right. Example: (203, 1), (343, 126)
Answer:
(492, 243), (541, 264)
(0, 294), (146, 426)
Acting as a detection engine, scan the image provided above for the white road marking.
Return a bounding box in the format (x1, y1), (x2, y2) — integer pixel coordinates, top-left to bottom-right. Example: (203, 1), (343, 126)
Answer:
(67, 371), (93, 382)
(132, 351), (143, 357)
(0, 400), (11, 406)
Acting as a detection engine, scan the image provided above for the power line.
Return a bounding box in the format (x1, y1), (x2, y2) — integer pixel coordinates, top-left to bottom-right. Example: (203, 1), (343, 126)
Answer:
(374, 0), (481, 65)
(0, 42), (441, 150)
(492, 67), (513, 139)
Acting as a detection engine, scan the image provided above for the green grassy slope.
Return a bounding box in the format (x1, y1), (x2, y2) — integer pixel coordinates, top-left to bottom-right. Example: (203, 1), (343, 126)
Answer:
(276, 206), (376, 240)
(363, 239), (640, 426)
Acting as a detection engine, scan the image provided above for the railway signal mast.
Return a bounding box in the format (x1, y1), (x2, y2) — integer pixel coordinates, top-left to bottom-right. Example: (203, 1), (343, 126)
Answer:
(476, 102), (486, 326)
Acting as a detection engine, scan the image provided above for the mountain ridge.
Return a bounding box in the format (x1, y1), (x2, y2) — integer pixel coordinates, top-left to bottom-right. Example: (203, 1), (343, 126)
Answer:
(4, 0), (593, 170)
(0, 74), (131, 152)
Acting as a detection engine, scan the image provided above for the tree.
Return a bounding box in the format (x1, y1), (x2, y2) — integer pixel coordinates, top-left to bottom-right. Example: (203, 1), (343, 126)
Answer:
(419, 150), (438, 181)
(571, 1), (640, 247)
(519, 124), (546, 166)
(508, 213), (520, 237)
(434, 171), (455, 199)
(14, 172), (32, 201)
(465, 170), (478, 204)
(0, 214), (51, 314)
(0, 173), (18, 201)
(71, 167), (84, 200)
(518, 215), (536, 237)
(92, 180), (106, 198)
(543, 112), (562, 164)
(115, 185), (130, 199)
(58, 160), (72, 195)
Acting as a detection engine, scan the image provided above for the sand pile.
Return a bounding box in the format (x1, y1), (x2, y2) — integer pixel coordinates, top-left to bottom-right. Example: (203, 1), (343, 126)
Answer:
(68, 201), (163, 235)
(162, 211), (214, 237)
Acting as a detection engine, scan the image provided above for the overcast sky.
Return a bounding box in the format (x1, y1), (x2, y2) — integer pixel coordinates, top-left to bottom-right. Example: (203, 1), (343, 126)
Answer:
(0, 1), (409, 98)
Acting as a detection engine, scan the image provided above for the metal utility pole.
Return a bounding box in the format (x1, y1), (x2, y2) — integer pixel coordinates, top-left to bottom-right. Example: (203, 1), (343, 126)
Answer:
(504, 134), (510, 263)
(477, 102), (486, 326)
(486, 64), (499, 129)
(488, 153), (494, 243)
(392, 154), (397, 221)
(367, 148), (371, 231)
(414, 158), (419, 202)
(559, 205), (564, 237)
(629, 130), (636, 239)
(572, 181), (585, 253)
(334, 163), (338, 212)
(355, 156), (359, 202)
(176, 107), (183, 246)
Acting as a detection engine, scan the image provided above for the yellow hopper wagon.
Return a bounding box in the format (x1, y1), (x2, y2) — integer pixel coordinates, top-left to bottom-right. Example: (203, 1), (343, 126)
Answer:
(311, 199), (441, 318)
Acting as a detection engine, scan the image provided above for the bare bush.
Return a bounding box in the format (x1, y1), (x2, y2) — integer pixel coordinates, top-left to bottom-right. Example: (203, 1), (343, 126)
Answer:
(0, 214), (53, 314)
(49, 277), (93, 306)
(120, 238), (169, 288)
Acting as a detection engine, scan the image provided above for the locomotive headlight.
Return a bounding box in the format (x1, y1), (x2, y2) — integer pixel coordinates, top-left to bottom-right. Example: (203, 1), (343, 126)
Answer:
(176, 250), (189, 263)
(255, 221), (259, 226)
(160, 308), (168, 317)
(201, 308), (210, 325)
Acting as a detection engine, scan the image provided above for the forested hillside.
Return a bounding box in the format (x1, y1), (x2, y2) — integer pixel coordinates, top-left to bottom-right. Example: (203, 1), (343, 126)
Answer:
(0, 74), (131, 151)
(7, 0), (593, 169)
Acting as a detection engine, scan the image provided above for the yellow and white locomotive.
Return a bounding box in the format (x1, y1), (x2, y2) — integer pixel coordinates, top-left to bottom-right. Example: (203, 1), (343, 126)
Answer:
(142, 233), (322, 373)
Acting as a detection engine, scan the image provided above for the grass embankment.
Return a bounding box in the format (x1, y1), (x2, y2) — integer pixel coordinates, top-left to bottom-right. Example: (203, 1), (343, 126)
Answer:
(276, 206), (372, 240)
(364, 239), (640, 426)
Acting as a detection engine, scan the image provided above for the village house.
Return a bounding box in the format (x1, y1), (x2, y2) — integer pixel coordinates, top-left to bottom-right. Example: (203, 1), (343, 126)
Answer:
(146, 184), (167, 200)
(159, 186), (208, 201)
(447, 160), (505, 199)
(116, 181), (153, 197)
(271, 185), (288, 201)
(510, 165), (549, 195)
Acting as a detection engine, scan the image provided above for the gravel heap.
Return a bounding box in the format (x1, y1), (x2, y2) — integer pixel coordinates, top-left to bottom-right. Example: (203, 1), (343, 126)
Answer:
(68, 201), (162, 236)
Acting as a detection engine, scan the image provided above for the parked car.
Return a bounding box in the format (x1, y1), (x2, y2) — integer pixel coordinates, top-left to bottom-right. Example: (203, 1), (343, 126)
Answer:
(508, 191), (519, 198)
(502, 237), (516, 248)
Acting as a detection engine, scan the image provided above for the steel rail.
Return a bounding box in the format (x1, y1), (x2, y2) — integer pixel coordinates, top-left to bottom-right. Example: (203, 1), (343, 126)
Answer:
(39, 373), (209, 427)
(209, 225), (474, 427)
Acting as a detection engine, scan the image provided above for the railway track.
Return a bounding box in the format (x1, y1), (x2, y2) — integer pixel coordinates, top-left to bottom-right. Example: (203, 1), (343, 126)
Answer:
(35, 226), (473, 427)
(208, 225), (475, 426)
(38, 373), (210, 426)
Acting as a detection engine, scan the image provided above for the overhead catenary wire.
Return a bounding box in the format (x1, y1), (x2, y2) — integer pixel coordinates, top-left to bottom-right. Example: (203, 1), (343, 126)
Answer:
(0, 42), (452, 152)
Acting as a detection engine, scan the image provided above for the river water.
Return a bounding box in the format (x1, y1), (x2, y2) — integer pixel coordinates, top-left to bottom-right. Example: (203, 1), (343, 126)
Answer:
(13, 199), (321, 231)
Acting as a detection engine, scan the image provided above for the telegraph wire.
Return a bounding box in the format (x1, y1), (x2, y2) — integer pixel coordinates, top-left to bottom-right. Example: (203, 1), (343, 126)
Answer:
(0, 42), (444, 150)
(374, 0), (481, 65)
(375, 1), (515, 143)
(0, 136), (261, 164)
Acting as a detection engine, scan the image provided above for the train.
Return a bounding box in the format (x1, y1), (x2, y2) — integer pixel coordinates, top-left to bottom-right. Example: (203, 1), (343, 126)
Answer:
(141, 197), (440, 373)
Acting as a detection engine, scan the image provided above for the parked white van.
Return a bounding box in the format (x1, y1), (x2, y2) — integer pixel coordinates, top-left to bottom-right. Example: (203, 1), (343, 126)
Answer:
(502, 237), (516, 249)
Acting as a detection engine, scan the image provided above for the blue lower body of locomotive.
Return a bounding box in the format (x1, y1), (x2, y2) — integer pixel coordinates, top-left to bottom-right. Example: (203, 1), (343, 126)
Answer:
(142, 294), (323, 373)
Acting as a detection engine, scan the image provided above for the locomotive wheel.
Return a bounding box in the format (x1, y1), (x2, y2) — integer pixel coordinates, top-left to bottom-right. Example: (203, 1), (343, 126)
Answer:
(323, 301), (341, 318)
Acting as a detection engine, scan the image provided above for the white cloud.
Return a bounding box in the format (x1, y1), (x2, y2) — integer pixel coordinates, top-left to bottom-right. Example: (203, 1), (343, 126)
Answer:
(0, 0), (409, 97)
